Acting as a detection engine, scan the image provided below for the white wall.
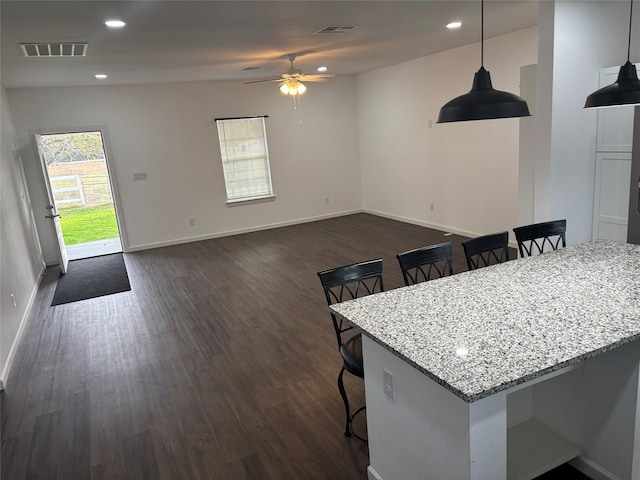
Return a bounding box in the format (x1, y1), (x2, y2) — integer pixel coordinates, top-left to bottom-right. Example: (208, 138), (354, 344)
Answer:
(356, 27), (538, 240)
(532, 1), (555, 227)
(0, 87), (45, 386)
(541, 0), (638, 244)
(518, 64), (538, 228)
(7, 76), (362, 263)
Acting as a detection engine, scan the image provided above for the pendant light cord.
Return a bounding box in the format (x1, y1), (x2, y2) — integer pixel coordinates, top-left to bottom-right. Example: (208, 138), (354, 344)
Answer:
(481, 0), (484, 67)
(628, 0), (634, 61)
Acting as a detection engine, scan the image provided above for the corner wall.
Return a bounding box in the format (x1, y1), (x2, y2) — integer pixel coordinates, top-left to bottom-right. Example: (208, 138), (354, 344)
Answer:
(0, 87), (45, 386)
(356, 27), (538, 240)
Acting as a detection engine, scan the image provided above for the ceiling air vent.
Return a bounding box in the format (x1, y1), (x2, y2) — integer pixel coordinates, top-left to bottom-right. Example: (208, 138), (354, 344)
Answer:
(20, 43), (88, 57)
(313, 26), (359, 35)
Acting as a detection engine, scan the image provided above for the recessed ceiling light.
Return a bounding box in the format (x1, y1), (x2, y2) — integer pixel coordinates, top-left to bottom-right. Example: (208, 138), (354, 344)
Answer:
(317, 66), (328, 73)
(95, 74), (108, 79)
(447, 21), (462, 29)
(105, 19), (126, 28)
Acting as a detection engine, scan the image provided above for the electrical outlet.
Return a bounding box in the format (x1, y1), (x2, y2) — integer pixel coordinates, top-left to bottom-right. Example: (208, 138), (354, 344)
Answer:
(383, 369), (395, 400)
(430, 203), (434, 211)
(189, 218), (195, 227)
(325, 197), (330, 205)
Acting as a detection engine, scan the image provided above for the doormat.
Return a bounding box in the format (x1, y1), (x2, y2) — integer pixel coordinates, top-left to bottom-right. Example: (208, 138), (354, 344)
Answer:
(51, 253), (131, 306)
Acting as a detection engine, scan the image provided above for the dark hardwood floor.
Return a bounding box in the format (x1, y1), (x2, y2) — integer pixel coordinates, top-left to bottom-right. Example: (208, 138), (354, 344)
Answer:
(1, 213), (585, 479)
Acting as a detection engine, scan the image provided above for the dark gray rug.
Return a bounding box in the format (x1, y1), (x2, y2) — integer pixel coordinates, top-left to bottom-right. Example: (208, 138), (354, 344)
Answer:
(51, 253), (131, 306)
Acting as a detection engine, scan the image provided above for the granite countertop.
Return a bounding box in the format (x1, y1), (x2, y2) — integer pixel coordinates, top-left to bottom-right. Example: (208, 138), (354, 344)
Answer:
(330, 240), (640, 402)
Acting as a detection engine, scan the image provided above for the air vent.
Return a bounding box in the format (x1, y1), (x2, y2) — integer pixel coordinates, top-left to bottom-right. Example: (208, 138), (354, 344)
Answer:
(20, 43), (88, 57)
(313, 25), (359, 35)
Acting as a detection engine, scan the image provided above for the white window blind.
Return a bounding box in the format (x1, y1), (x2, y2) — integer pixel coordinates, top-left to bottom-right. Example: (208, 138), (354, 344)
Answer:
(215, 117), (273, 203)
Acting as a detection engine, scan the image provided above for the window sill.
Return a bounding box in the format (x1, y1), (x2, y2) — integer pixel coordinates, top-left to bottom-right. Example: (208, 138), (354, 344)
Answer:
(226, 195), (276, 207)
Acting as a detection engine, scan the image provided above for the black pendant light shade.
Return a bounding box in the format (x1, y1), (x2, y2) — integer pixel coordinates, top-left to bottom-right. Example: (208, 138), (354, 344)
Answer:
(437, 0), (531, 123)
(584, 62), (640, 109)
(585, 0), (640, 108)
(437, 67), (531, 123)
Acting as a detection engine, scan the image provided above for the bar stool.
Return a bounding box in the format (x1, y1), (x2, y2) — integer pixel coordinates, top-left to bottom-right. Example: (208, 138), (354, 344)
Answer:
(513, 219), (566, 257)
(396, 242), (453, 286)
(317, 258), (384, 441)
(462, 231), (510, 270)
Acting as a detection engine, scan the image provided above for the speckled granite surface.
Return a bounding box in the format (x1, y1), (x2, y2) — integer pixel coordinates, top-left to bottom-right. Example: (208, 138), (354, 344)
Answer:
(330, 240), (640, 403)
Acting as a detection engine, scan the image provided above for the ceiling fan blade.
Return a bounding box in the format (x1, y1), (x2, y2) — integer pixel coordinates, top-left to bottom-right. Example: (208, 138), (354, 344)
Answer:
(299, 74), (336, 82)
(244, 77), (283, 85)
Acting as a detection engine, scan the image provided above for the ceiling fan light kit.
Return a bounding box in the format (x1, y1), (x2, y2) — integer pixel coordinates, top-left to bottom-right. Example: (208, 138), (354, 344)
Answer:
(244, 53), (335, 108)
(280, 79), (307, 95)
(437, 0), (530, 123)
(585, 0), (640, 109)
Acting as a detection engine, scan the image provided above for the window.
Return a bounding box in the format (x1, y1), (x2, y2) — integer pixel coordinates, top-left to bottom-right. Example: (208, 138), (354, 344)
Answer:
(215, 116), (274, 203)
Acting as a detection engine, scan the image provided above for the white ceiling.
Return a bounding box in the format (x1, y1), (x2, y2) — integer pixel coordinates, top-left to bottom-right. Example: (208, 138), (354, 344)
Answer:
(0, 1), (540, 89)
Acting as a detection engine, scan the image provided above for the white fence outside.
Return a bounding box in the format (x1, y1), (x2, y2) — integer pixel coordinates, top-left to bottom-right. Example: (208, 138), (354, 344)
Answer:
(51, 174), (112, 206)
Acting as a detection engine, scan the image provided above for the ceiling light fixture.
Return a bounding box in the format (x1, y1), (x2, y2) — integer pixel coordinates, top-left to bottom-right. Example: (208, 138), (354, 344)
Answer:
(437, 0), (530, 123)
(584, 0), (640, 109)
(280, 79), (307, 109)
(105, 19), (126, 28)
(95, 74), (107, 79)
(317, 66), (328, 72)
(447, 21), (462, 29)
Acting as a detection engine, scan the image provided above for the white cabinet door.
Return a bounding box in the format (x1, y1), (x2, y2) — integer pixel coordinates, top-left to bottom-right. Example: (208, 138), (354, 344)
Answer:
(592, 152), (632, 242)
(592, 63), (639, 242)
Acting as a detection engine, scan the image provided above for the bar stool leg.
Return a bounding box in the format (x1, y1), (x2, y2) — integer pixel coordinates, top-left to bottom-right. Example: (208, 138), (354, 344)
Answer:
(337, 366), (351, 437)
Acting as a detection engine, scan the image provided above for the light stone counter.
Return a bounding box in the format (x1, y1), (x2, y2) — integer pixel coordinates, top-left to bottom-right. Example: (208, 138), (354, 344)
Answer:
(330, 240), (640, 402)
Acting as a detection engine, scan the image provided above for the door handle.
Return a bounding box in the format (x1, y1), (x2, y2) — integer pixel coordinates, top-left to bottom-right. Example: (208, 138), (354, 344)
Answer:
(45, 205), (60, 218)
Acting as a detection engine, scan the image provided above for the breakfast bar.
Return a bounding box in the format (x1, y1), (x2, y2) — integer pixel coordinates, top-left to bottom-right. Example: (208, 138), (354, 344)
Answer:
(330, 240), (640, 480)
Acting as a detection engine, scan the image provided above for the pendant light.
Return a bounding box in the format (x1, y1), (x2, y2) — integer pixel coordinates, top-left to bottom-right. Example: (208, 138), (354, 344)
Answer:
(584, 0), (640, 109)
(437, 0), (531, 123)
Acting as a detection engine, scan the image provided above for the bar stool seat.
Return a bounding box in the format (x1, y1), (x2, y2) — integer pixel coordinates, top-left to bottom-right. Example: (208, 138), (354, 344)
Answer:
(340, 333), (364, 378)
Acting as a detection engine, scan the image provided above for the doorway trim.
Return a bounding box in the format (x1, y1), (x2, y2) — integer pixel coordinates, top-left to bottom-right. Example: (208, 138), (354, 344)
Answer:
(29, 125), (128, 259)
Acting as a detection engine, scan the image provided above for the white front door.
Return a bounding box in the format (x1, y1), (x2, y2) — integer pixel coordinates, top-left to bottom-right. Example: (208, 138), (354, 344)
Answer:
(34, 133), (69, 273)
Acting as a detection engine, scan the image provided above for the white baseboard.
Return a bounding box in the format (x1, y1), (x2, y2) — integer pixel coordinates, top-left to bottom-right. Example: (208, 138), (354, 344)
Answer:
(570, 456), (621, 480)
(0, 264), (46, 389)
(125, 209), (364, 252)
(123, 208), (518, 254)
(363, 208), (476, 239)
(367, 465), (384, 480)
(363, 209), (520, 249)
(368, 457), (615, 480)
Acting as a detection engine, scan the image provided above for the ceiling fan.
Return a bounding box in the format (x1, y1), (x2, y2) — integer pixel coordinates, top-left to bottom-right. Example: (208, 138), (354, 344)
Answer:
(244, 54), (335, 105)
